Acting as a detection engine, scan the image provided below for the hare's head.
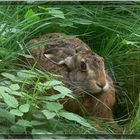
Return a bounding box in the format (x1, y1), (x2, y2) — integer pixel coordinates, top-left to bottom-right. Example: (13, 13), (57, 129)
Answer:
(45, 49), (109, 95)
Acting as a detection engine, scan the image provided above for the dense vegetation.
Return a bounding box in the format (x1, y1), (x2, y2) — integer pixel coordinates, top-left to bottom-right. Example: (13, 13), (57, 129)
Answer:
(0, 2), (140, 139)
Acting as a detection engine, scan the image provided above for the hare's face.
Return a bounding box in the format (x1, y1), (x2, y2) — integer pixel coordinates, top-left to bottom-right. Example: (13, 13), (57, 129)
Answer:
(67, 51), (109, 94)
(44, 49), (109, 95)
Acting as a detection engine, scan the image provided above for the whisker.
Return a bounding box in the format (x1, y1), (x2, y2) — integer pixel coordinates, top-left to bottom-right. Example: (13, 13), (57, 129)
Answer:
(63, 79), (112, 110)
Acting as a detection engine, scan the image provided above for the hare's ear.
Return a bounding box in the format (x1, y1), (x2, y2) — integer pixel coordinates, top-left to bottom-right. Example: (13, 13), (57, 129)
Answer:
(101, 57), (105, 62)
(63, 56), (75, 70)
(44, 48), (65, 65)
(44, 53), (75, 70)
(44, 54), (65, 65)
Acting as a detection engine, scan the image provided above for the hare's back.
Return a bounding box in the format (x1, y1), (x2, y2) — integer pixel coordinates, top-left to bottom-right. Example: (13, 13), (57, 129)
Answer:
(41, 33), (91, 52)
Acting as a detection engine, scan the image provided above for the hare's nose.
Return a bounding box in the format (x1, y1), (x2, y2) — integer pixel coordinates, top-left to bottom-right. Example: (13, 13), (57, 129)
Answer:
(96, 82), (109, 91)
(96, 82), (105, 88)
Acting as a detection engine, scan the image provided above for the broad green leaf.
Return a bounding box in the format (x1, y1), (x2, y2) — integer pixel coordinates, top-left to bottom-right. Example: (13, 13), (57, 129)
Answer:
(54, 86), (74, 98)
(33, 112), (45, 119)
(1, 92), (18, 108)
(122, 39), (137, 46)
(48, 9), (65, 19)
(19, 104), (30, 113)
(0, 80), (11, 86)
(0, 108), (15, 124)
(46, 102), (63, 113)
(30, 120), (46, 126)
(44, 80), (63, 87)
(42, 110), (56, 119)
(54, 86), (72, 93)
(37, 80), (64, 92)
(46, 94), (65, 101)
(9, 91), (23, 97)
(0, 35), (6, 41)
(38, 6), (48, 11)
(10, 125), (25, 134)
(38, 80), (63, 89)
(37, 94), (65, 101)
(16, 119), (32, 127)
(10, 84), (20, 91)
(17, 70), (36, 79)
(24, 9), (40, 23)
(0, 86), (11, 93)
(59, 111), (93, 128)
(10, 109), (23, 117)
(1, 72), (16, 81)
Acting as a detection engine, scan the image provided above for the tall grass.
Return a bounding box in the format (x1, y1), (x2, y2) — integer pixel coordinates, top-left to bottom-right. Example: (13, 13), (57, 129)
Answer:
(0, 2), (140, 138)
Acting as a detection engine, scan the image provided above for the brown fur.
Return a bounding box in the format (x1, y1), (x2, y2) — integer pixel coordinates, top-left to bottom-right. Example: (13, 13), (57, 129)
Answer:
(25, 33), (116, 121)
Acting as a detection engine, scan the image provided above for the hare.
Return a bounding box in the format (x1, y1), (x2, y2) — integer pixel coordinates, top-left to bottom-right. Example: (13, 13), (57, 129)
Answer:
(26, 33), (116, 121)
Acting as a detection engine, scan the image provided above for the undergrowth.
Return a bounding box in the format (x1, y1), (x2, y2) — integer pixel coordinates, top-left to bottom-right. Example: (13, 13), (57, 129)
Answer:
(0, 2), (140, 138)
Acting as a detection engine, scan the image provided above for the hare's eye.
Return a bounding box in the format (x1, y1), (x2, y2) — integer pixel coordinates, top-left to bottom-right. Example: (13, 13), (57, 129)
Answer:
(80, 61), (86, 71)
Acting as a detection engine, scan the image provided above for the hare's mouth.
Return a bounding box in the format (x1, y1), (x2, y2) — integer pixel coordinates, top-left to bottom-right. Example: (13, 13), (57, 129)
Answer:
(70, 85), (103, 96)
(88, 90), (104, 96)
(81, 87), (107, 96)
(65, 80), (106, 96)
